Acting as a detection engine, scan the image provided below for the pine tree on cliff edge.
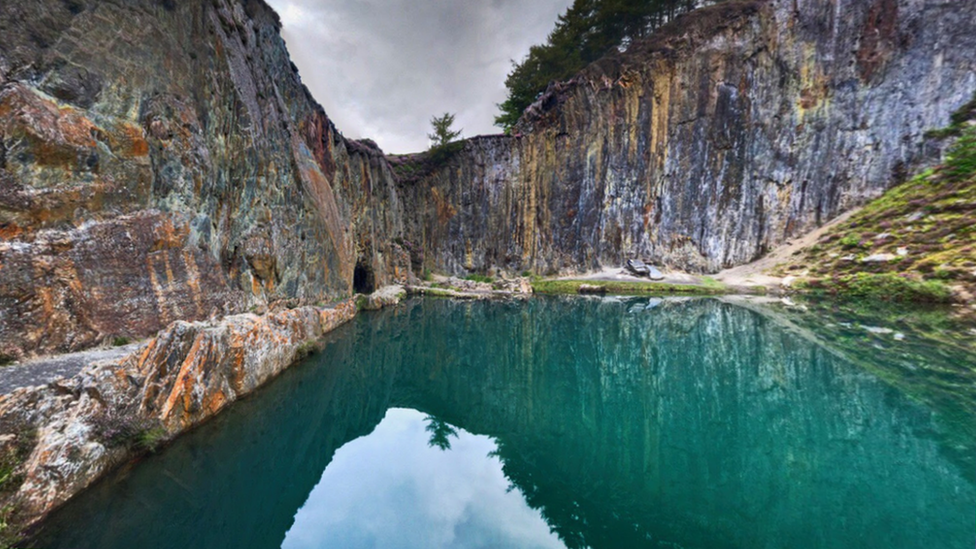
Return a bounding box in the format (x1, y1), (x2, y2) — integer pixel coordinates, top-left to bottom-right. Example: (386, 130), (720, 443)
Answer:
(427, 112), (464, 164)
(495, 0), (719, 133)
(429, 112), (462, 149)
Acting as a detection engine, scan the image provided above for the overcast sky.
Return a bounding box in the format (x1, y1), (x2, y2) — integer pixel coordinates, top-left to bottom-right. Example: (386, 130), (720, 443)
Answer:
(265, 0), (572, 153)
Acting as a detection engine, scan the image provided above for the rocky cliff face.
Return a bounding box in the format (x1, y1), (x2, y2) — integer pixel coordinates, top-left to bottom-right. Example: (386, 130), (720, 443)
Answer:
(3, 0), (974, 357)
(0, 0), (407, 360)
(400, 0), (976, 275)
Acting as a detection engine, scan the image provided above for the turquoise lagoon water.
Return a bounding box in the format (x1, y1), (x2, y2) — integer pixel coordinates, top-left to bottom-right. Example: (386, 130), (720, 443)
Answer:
(32, 297), (976, 549)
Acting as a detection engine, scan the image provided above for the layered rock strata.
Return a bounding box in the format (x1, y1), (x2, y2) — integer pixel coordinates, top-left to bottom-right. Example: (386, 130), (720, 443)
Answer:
(0, 300), (359, 532)
(0, 0), (407, 360)
(399, 0), (976, 275)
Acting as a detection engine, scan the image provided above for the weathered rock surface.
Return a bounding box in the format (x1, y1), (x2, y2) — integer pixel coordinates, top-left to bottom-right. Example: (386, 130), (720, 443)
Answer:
(0, 343), (141, 395)
(3, 0), (974, 359)
(399, 0), (976, 275)
(0, 0), (407, 359)
(357, 285), (407, 311)
(0, 300), (357, 531)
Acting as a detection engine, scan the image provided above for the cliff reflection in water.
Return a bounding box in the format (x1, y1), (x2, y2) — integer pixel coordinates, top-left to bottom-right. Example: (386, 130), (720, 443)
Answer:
(35, 298), (976, 549)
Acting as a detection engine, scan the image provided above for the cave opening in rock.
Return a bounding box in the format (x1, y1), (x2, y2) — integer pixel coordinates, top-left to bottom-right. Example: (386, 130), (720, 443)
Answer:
(353, 260), (375, 294)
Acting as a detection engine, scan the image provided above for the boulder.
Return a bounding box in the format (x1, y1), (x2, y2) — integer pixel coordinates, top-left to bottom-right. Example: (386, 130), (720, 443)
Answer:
(625, 259), (651, 277)
(625, 260), (665, 280)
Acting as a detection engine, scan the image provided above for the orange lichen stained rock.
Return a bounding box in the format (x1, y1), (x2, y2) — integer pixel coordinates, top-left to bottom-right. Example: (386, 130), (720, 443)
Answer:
(431, 187), (457, 223)
(150, 218), (190, 252)
(857, 0), (900, 82)
(161, 334), (206, 423)
(0, 0), (408, 362)
(0, 84), (99, 171)
(116, 123), (151, 158)
(0, 223), (22, 240)
(0, 0), (409, 528)
(0, 297), (365, 532)
(0, 212), (243, 359)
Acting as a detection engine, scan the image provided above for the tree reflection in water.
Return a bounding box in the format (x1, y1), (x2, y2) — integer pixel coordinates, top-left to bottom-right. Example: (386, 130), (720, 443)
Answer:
(424, 416), (459, 450)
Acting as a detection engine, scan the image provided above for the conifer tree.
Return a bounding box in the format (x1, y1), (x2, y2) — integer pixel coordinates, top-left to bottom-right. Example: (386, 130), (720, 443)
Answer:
(495, 0), (720, 132)
(428, 112), (462, 149)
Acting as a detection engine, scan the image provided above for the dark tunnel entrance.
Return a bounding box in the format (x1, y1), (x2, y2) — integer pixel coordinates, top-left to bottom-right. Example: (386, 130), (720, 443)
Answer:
(353, 260), (376, 294)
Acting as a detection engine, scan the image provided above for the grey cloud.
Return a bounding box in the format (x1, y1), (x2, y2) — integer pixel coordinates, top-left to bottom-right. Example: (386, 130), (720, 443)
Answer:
(266, 0), (571, 153)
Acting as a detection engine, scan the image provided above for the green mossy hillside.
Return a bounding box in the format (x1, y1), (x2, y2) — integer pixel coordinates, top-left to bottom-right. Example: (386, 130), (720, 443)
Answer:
(779, 123), (976, 304)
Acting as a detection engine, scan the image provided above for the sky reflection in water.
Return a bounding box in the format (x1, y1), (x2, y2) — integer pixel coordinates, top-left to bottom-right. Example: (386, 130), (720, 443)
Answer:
(282, 408), (564, 549)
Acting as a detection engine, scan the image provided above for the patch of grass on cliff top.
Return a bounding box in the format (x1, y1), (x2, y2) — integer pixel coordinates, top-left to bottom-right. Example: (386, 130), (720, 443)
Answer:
(531, 279), (728, 296)
(387, 141), (465, 185)
(778, 124), (976, 302)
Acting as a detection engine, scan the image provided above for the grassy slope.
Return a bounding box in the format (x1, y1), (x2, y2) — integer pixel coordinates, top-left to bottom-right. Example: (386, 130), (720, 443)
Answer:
(776, 101), (976, 304)
(531, 278), (729, 296)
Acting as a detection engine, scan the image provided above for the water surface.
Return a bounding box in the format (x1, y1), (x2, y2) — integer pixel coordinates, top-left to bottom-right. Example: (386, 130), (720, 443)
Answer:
(34, 297), (976, 549)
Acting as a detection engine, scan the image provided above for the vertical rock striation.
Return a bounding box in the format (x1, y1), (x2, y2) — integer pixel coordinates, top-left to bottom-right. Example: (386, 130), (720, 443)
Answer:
(0, 0), (407, 360)
(400, 0), (976, 275)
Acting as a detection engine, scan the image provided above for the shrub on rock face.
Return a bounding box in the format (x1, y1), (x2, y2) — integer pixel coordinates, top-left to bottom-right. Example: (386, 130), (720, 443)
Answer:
(839, 235), (863, 249)
(89, 409), (165, 453)
(428, 113), (462, 149)
(427, 113), (465, 165)
(0, 421), (35, 496)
